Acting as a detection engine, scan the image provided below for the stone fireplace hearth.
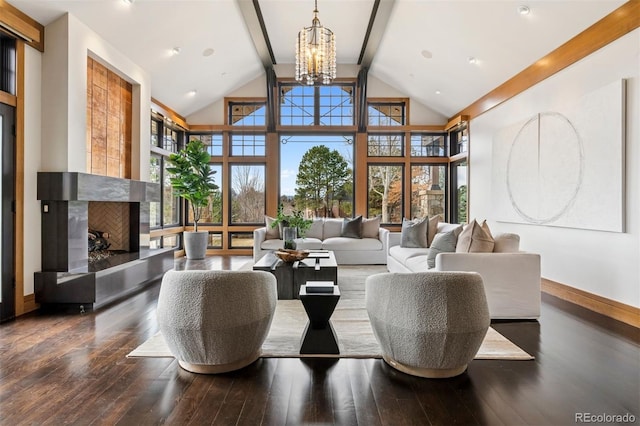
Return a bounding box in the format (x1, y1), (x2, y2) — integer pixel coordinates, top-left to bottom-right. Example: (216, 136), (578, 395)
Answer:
(35, 172), (174, 309)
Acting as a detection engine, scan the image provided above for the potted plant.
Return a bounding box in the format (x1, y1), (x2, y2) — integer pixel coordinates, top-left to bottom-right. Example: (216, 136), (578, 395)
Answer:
(167, 140), (218, 259)
(271, 204), (313, 249)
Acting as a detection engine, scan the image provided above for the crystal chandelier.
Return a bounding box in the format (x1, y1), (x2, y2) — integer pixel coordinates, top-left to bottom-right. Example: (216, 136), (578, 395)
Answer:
(295, 0), (336, 85)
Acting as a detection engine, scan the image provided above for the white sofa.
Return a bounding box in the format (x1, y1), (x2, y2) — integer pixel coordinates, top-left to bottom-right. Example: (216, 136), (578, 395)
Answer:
(387, 223), (541, 320)
(253, 218), (389, 265)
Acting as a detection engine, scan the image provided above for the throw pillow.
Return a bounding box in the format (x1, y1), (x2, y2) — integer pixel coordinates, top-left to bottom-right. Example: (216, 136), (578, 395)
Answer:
(400, 217), (429, 248)
(362, 216), (381, 239)
(427, 215), (440, 247)
(455, 219), (495, 253)
(341, 215), (363, 238)
(264, 216), (280, 240)
(493, 233), (520, 253)
(427, 226), (463, 269)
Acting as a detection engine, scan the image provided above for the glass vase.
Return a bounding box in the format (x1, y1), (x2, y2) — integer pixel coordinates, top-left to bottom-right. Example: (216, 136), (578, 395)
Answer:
(283, 227), (297, 250)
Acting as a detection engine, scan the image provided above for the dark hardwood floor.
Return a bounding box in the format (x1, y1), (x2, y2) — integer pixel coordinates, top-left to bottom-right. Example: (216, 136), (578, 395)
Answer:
(1, 256), (638, 425)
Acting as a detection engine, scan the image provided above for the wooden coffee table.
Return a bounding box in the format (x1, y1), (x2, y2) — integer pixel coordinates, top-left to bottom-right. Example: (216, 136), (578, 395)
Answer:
(253, 250), (338, 300)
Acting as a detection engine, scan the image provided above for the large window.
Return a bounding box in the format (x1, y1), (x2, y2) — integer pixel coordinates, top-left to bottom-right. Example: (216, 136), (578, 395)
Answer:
(279, 83), (354, 126)
(150, 115), (183, 231)
(230, 164), (265, 224)
(279, 135), (354, 218)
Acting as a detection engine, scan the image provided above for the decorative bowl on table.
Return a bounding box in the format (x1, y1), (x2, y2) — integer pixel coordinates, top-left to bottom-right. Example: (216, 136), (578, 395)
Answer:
(274, 249), (310, 263)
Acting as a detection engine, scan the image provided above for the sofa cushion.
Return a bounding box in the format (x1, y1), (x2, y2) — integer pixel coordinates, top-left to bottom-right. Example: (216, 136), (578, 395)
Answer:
(295, 238), (323, 250)
(405, 254), (430, 272)
(456, 219), (494, 253)
(261, 239), (283, 251)
(264, 216), (280, 240)
(493, 233), (520, 253)
(362, 216), (381, 239)
(400, 217), (429, 248)
(323, 219), (344, 239)
(389, 245), (430, 265)
(427, 227), (462, 269)
(305, 218), (324, 240)
(341, 216), (363, 238)
(323, 237), (383, 251)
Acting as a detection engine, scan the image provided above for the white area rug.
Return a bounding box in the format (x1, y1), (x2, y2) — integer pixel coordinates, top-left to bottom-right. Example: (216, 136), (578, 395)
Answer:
(128, 265), (533, 360)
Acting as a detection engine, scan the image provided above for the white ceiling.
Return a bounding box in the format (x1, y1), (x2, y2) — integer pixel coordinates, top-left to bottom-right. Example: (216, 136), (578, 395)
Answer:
(8, 0), (626, 119)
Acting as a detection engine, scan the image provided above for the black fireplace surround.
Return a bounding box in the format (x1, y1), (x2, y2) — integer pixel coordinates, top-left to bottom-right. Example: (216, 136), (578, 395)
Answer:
(35, 172), (174, 310)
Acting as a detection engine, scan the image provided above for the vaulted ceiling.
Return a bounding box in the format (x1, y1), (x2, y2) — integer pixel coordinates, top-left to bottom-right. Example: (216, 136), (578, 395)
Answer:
(8, 0), (626, 119)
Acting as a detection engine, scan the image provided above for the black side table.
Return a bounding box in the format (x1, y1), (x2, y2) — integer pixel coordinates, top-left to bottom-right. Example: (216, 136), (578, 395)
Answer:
(299, 284), (340, 355)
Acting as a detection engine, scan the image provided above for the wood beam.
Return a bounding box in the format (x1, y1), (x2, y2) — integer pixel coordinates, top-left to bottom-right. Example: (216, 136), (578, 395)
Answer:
(0, 0), (45, 52)
(452, 0), (640, 121)
(358, 0), (397, 68)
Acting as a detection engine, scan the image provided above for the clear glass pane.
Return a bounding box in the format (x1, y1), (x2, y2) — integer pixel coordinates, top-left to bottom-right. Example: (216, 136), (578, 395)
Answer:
(280, 85), (315, 126)
(368, 103), (405, 126)
(149, 154), (161, 227)
(149, 237), (161, 249)
(188, 164), (222, 224)
(367, 165), (403, 223)
(231, 134), (265, 156)
(453, 161), (468, 224)
(230, 102), (266, 126)
(230, 232), (254, 248)
(190, 134), (223, 156)
(367, 134), (403, 156)
(279, 135), (354, 218)
(317, 85), (354, 126)
(231, 165), (265, 224)
(162, 160), (180, 225)
(162, 234), (179, 248)
(410, 134), (447, 157)
(411, 165), (446, 220)
(208, 233), (222, 248)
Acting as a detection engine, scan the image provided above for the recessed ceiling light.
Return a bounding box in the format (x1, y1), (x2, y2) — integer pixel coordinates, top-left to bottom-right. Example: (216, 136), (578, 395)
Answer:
(202, 48), (215, 57)
(468, 56), (477, 65)
(171, 47), (181, 55)
(517, 5), (530, 15)
(122, 0), (134, 4)
(421, 50), (433, 59)
(187, 90), (197, 96)
(435, 90), (441, 95)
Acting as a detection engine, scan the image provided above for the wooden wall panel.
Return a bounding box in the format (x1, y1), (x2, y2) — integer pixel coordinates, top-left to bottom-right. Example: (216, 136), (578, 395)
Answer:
(86, 57), (132, 178)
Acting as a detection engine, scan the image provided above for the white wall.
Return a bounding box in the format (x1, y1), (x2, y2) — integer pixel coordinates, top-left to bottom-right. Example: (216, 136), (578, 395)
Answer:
(23, 46), (42, 296)
(41, 13), (152, 180)
(470, 29), (640, 308)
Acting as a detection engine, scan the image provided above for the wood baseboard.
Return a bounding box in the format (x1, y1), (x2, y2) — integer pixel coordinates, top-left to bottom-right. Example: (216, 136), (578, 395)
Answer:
(542, 279), (639, 328)
(22, 294), (39, 314)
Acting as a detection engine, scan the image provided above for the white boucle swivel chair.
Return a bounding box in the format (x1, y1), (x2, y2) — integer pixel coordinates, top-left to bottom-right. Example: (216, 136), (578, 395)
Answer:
(157, 270), (277, 374)
(366, 271), (490, 378)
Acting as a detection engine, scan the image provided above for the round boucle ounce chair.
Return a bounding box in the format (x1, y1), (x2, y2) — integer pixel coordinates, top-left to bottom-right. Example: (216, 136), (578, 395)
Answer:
(366, 271), (490, 378)
(157, 270), (277, 374)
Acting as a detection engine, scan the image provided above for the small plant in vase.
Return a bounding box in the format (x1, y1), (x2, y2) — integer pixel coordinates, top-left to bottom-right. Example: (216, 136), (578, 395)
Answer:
(167, 140), (218, 259)
(271, 204), (312, 249)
